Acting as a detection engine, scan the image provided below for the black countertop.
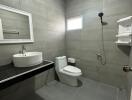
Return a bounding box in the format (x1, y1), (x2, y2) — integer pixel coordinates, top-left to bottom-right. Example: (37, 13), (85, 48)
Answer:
(0, 60), (54, 90)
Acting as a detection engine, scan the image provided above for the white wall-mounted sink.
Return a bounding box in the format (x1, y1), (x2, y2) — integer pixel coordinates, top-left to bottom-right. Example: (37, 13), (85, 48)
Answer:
(13, 52), (43, 67)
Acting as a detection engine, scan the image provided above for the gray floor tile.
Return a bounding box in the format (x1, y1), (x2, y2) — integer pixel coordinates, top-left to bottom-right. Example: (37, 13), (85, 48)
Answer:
(36, 77), (127, 100)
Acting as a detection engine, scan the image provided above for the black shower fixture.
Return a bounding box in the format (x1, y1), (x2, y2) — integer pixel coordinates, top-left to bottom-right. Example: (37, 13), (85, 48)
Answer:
(98, 12), (104, 18)
(97, 12), (107, 65)
(98, 12), (108, 25)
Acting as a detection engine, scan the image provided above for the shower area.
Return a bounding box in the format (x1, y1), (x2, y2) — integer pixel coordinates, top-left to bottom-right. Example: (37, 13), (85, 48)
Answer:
(65, 0), (131, 99)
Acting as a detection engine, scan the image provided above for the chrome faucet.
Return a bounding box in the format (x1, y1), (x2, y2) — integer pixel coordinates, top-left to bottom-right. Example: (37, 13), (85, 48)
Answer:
(19, 45), (26, 54)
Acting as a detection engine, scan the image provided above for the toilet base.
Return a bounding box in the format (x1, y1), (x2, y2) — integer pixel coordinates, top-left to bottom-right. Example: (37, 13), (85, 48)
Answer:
(57, 72), (79, 86)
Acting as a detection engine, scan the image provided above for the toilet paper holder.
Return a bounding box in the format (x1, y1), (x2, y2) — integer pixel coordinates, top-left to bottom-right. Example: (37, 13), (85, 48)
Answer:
(123, 65), (132, 72)
(68, 58), (76, 66)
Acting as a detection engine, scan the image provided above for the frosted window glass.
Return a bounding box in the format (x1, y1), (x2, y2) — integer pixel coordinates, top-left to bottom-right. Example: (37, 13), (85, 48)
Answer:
(67, 16), (82, 31)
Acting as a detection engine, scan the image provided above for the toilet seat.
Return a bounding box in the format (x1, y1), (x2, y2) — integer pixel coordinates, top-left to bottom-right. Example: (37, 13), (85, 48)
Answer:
(63, 65), (81, 73)
(60, 65), (82, 76)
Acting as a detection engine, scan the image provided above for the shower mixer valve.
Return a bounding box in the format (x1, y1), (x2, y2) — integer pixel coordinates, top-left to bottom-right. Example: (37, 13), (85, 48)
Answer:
(96, 53), (102, 59)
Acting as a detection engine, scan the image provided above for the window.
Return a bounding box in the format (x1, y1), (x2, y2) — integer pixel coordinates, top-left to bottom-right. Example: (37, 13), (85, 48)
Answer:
(67, 16), (83, 31)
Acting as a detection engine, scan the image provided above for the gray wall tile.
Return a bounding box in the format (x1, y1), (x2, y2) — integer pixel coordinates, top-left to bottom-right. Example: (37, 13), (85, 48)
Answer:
(0, 0), (65, 100)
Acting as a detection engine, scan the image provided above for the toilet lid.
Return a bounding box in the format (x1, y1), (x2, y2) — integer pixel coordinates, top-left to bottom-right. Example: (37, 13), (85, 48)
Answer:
(63, 65), (81, 73)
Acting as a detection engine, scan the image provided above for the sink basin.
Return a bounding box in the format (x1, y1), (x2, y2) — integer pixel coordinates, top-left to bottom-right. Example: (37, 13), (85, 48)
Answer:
(13, 52), (43, 67)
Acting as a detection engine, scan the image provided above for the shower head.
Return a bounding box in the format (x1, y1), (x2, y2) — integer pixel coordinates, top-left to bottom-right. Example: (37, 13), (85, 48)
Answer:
(98, 12), (104, 18)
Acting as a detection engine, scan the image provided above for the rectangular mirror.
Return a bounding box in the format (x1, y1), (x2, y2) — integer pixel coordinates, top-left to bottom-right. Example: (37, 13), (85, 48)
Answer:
(0, 4), (34, 44)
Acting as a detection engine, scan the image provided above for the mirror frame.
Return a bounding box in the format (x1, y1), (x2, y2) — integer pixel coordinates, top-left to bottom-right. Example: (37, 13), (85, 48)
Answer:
(0, 4), (34, 44)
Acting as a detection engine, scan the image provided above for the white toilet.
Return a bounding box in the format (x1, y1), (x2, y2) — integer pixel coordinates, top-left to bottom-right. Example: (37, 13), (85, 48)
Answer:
(55, 56), (82, 86)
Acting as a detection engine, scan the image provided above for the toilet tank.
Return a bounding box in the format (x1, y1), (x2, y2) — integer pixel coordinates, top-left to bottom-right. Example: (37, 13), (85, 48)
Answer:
(55, 56), (67, 71)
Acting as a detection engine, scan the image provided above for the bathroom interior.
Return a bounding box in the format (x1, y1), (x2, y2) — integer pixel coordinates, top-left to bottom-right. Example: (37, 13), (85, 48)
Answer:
(0, 0), (132, 100)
